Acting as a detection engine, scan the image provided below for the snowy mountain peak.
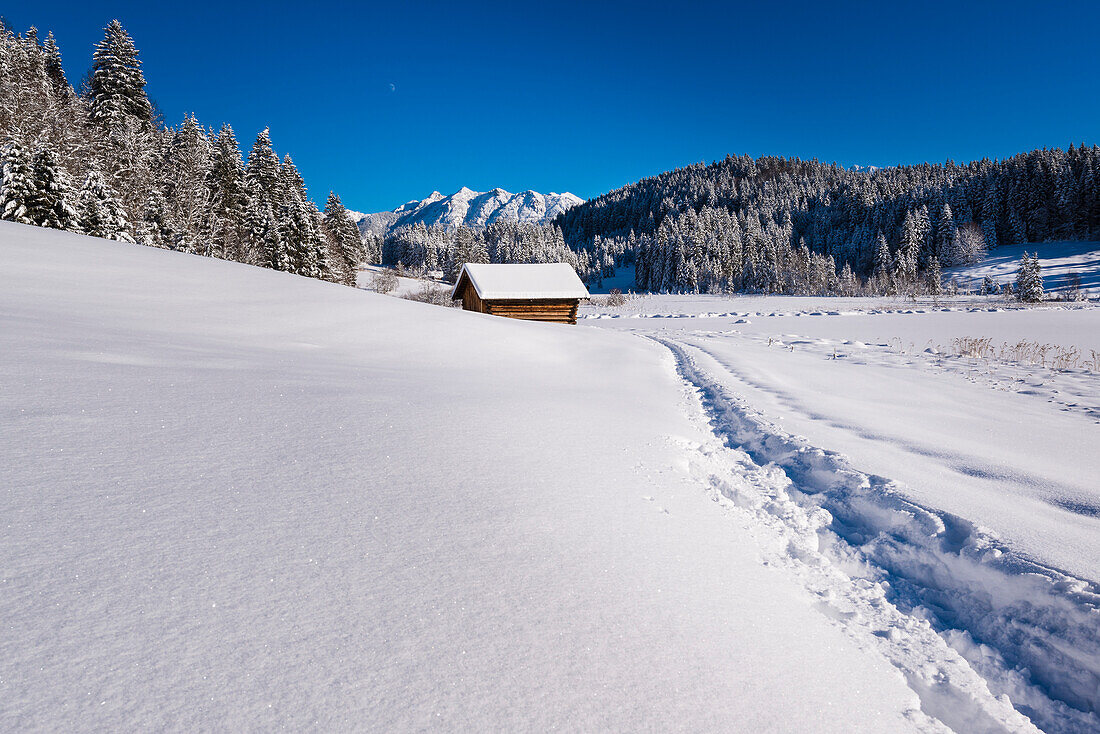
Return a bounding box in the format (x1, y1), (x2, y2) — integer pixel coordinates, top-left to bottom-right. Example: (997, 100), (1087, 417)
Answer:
(354, 188), (584, 237)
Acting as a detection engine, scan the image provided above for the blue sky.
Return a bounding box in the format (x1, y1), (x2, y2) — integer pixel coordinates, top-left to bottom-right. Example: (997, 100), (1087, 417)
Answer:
(7, 0), (1098, 212)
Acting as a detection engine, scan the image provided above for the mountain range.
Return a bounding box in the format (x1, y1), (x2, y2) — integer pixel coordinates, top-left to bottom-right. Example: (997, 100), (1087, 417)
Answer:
(352, 187), (584, 237)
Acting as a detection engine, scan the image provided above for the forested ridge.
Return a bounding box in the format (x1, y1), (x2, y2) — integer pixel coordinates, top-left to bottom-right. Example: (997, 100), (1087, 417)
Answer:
(0, 20), (366, 285)
(554, 149), (1100, 294)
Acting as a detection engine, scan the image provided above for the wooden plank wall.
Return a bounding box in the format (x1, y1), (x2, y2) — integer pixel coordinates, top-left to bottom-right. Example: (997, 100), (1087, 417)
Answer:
(484, 299), (579, 325)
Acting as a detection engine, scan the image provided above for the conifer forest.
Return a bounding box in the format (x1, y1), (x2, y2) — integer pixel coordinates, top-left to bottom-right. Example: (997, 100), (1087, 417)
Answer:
(0, 20), (365, 286)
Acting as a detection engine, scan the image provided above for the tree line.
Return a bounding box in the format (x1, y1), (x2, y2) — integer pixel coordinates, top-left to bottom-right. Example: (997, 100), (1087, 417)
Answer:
(0, 20), (365, 285)
(371, 219), (589, 282)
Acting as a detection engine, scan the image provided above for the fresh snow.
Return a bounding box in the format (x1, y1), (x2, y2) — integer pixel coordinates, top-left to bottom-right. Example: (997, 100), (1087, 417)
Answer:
(354, 187), (583, 236)
(584, 293), (1100, 732)
(3, 221), (1095, 731)
(454, 262), (590, 300)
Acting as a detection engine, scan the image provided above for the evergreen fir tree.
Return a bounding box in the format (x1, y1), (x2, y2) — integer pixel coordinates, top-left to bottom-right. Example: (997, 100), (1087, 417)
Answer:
(88, 20), (152, 130)
(135, 188), (177, 248)
(42, 32), (70, 100)
(162, 114), (213, 253)
(927, 256), (943, 297)
(323, 191), (365, 286)
(76, 166), (134, 242)
(28, 146), (77, 230)
(245, 129), (287, 270)
(1015, 252), (1044, 302)
(872, 232), (892, 277)
(278, 154), (322, 277)
(245, 128), (281, 199)
(934, 202), (957, 262)
(839, 262), (858, 296)
(0, 138), (36, 224)
(209, 124), (250, 261)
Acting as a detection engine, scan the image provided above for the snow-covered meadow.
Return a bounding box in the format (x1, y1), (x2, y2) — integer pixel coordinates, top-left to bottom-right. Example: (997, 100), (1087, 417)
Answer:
(3, 222), (1098, 732)
(582, 291), (1100, 732)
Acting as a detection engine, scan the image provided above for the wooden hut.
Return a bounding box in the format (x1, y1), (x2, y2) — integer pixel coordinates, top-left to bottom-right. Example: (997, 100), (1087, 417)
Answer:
(451, 263), (590, 324)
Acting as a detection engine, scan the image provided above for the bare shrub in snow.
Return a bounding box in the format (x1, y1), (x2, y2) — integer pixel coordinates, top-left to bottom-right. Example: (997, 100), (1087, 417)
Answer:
(402, 281), (456, 307)
(591, 288), (633, 308)
(1059, 273), (1085, 302)
(369, 269), (399, 294)
(607, 288), (628, 307)
(954, 222), (987, 265)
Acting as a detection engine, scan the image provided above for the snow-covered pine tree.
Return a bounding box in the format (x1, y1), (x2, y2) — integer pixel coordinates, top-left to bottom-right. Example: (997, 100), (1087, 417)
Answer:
(871, 231), (892, 291)
(0, 138), (36, 224)
(42, 31), (70, 100)
(323, 192), (365, 286)
(209, 124), (251, 262)
(28, 146), (77, 230)
(88, 20), (152, 130)
(76, 166), (134, 242)
(1015, 252), (1044, 302)
(307, 200), (338, 282)
(245, 128), (288, 271)
(277, 154), (323, 278)
(895, 211), (920, 291)
(134, 188), (177, 248)
(161, 114), (213, 253)
(934, 202), (957, 263)
(1083, 160), (1099, 238)
(927, 256), (943, 297)
(839, 261), (858, 296)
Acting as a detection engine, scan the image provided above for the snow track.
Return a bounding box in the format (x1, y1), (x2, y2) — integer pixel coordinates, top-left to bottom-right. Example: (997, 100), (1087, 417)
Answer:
(653, 336), (1100, 734)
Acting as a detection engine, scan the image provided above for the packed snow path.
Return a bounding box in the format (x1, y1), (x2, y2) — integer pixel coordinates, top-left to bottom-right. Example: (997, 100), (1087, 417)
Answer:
(584, 295), (1100, 733)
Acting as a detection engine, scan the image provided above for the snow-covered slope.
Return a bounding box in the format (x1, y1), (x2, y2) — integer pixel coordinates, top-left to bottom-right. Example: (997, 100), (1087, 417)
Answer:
(13, 222), (1100, 731)
(945, 240), (1100, 295)
(355, 187), (583, 236)
(3, 222), (1013, 732)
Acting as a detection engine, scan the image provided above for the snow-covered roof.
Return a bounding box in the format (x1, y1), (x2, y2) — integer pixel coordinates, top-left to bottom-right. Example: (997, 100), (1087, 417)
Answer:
(452, 263), (590, 300)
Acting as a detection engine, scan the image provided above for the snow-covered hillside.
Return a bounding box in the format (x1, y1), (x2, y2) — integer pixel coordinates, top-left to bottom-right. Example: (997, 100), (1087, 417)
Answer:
(355, 187), (583, 236)
(945, 240), (1100, 295)
(4, 221), (1096, 732)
